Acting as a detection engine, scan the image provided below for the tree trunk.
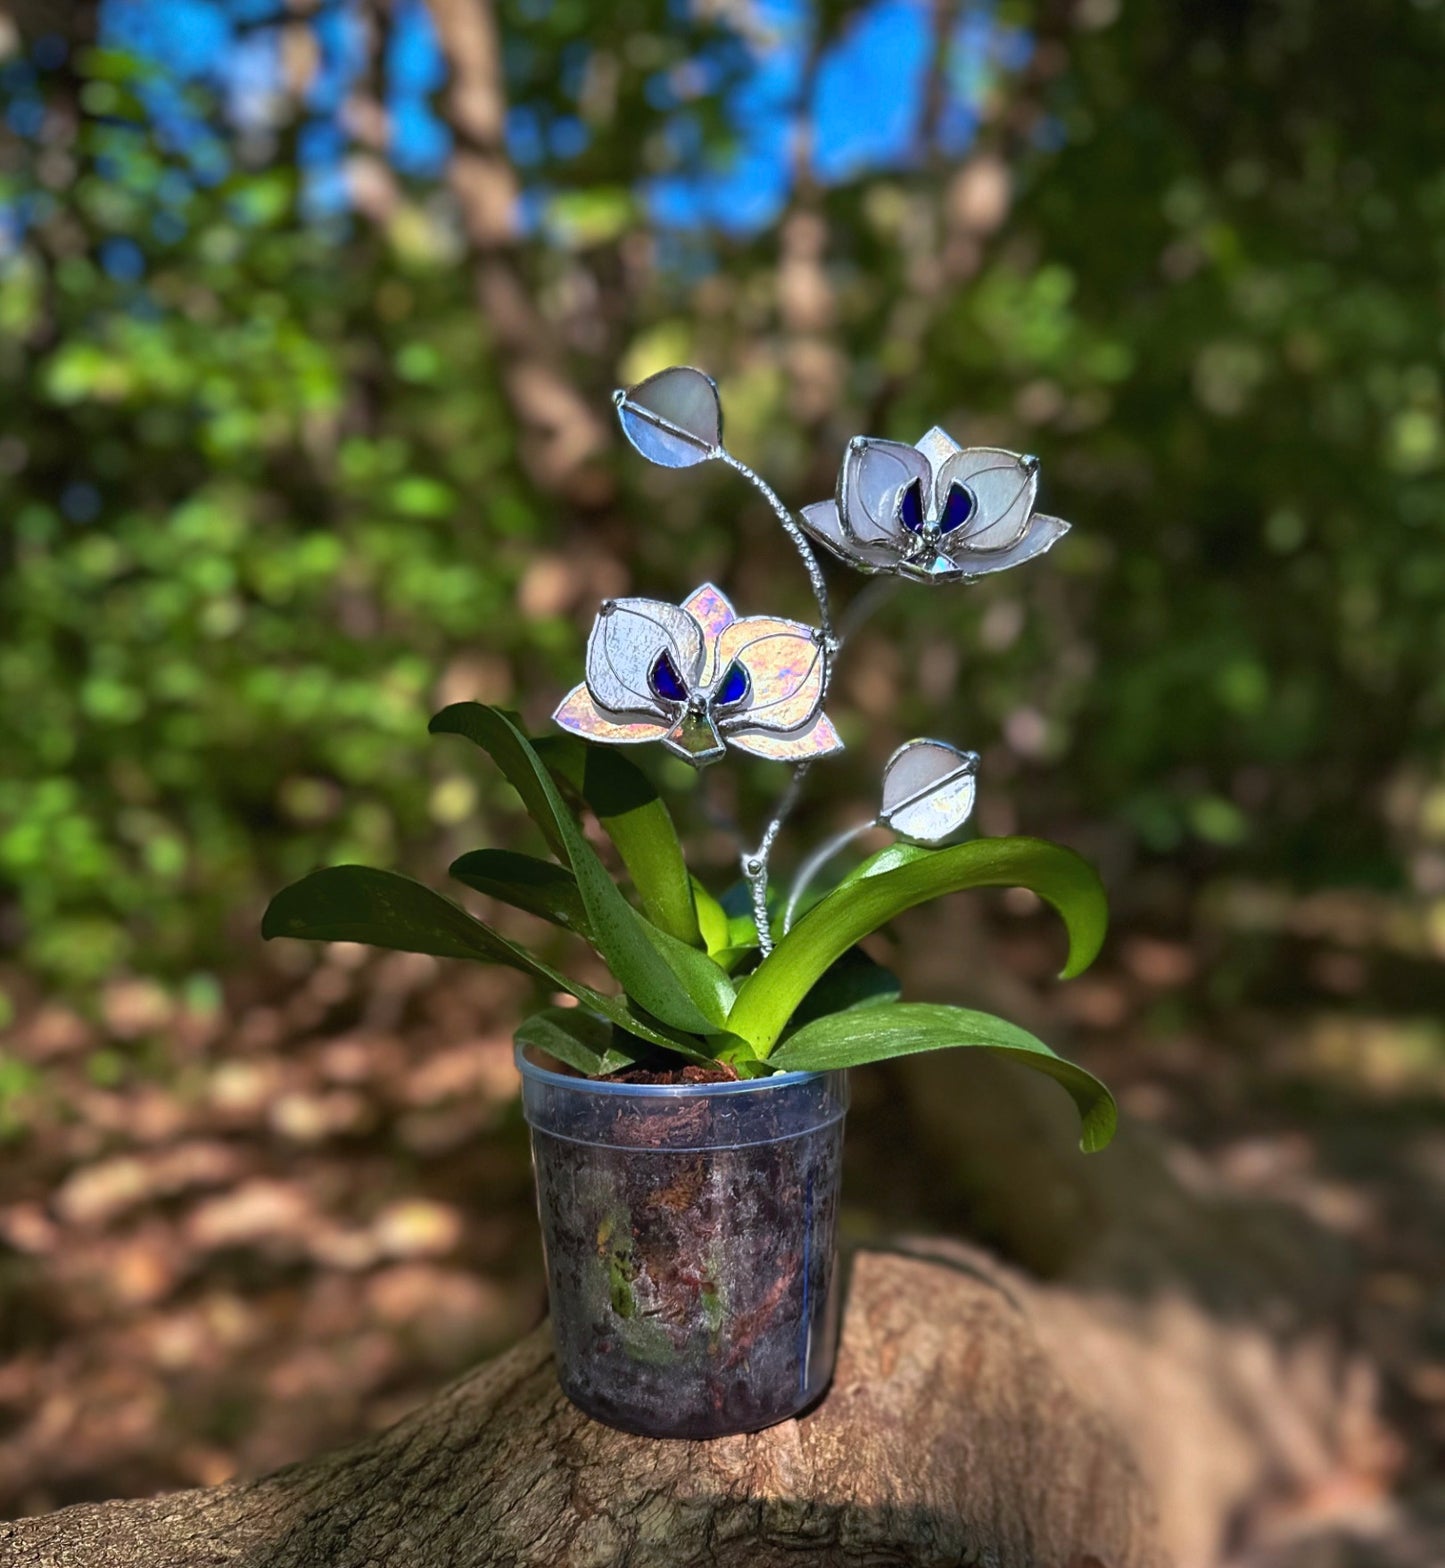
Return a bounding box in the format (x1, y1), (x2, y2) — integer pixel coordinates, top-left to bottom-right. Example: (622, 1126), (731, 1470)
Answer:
(423, 0), (611, 504)
(3, 1247), (1168, 1568)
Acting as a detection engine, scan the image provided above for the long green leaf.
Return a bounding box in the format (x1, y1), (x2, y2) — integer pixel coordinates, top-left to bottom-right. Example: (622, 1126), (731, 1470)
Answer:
(448, 850), (735, 1026)
(729, 836), (1107, 1055)
(530, 732), (659, 818)
(644, 921), (738, 1023)
(434, 706), (569, 858)
(535, 735), (701, 947)
(515, 1006), (648, 1077)
(835, 840), (932, 888)
(449, 849), (591, 934)
(789, 946), (901, 1029)
(690, 876), (730, 955)
(429, 704), (730, 1035)
(768, 1001), (1117, 1153)
(784, 842), (931, 927)
(263, 864), (541, 967)
(261, 866), (707, 1060)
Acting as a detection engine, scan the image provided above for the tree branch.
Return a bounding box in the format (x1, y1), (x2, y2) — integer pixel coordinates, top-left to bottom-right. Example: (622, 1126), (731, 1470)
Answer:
(2, 1248), (1166, 1567)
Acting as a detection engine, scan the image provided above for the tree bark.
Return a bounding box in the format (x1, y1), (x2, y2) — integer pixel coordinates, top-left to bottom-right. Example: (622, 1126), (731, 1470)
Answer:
(3, 1247), (1168, 1567)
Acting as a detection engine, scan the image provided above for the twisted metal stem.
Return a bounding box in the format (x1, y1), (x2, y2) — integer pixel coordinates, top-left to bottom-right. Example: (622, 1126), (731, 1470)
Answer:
(752, 578), (909, 944)
(715, 448), (835, 652)
(741, 761), (813, 956)
(743, 574), (909, 944)
(713, 445), (840, 949)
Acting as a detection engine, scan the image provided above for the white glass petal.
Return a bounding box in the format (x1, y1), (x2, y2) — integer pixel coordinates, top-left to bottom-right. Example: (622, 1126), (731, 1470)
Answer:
(938, 512), (1070, 579)
(880, 738), (979, 843)
(614, 366), (722, 469)
(584, 598), (704, 717)
(839, 438), (930, 547)
(681, 581), (737, 642)
(935, 447), (1039, 552)
(798, 499), (898, 574)
(913, 425), (962, 471)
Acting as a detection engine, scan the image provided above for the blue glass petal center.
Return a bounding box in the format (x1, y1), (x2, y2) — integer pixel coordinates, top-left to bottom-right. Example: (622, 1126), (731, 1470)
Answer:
(650, 651), (688, 703)
(717, 660), (749, 707)
(940, 482), (975, 534)
(898, 479), (925, 534)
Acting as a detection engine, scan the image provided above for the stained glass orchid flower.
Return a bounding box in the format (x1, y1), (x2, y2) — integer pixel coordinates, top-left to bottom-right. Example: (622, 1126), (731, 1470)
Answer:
(553, 583), (842, 768)
(799, 426), (1070, 583)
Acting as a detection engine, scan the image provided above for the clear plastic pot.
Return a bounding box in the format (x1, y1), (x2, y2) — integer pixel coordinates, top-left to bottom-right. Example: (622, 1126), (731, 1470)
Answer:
(516, 1044), (849, 1439)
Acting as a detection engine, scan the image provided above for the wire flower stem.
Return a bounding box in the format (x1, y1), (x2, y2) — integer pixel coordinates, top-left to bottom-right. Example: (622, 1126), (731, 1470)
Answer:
(711, 447), (840, 948)
(716, 448), (835, 655)
(781, 816), (879, 935)
(742, 760), (813, 956)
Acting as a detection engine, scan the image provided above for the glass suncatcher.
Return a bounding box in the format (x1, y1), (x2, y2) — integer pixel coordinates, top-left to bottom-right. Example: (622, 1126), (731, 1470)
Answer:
(263, 366), (1111, 1438)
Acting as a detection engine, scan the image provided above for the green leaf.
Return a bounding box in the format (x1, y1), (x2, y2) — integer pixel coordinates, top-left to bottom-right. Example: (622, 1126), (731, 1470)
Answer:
(534, 734), (701, 947)
(515, 1006), (647, 1077)
(264, 863), (538, 966)
(788, 946), (901, 1030)
(728, 837), (1107, 1055)
(713, 884), (768, 948)
(531, 732), (657, 816)
(449, 849), (591, 934)
(645, 922), (739, 1026)
(448, 849), (734, 1026)
(262, 865), (709, 1061)
(712, 1035), (769, 1076)
(835, 840), (933, 888)
(708, 947), (757, 976)
(768, 1002), (1117, 1153)
(783, 843), (934, 927)
(691, 876), (730, 955)
(598, 799), (703, 948)
(429, 704), (730, 1035)
(431, 705), (569, 858)
(693, 901), (763, 975)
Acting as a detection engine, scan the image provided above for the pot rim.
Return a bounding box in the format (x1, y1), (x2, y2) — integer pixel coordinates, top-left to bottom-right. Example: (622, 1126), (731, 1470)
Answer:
(514, 1040), (834, 1097)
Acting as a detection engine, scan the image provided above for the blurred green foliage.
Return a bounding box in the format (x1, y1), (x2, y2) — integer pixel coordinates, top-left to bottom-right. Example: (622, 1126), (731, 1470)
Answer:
(2, 0), (1443, 1000)
(0, 52), (559, 986)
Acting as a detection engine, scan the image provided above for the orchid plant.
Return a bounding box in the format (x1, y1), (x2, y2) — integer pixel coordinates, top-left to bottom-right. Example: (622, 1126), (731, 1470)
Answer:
(263, 368), (1116, 1152)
